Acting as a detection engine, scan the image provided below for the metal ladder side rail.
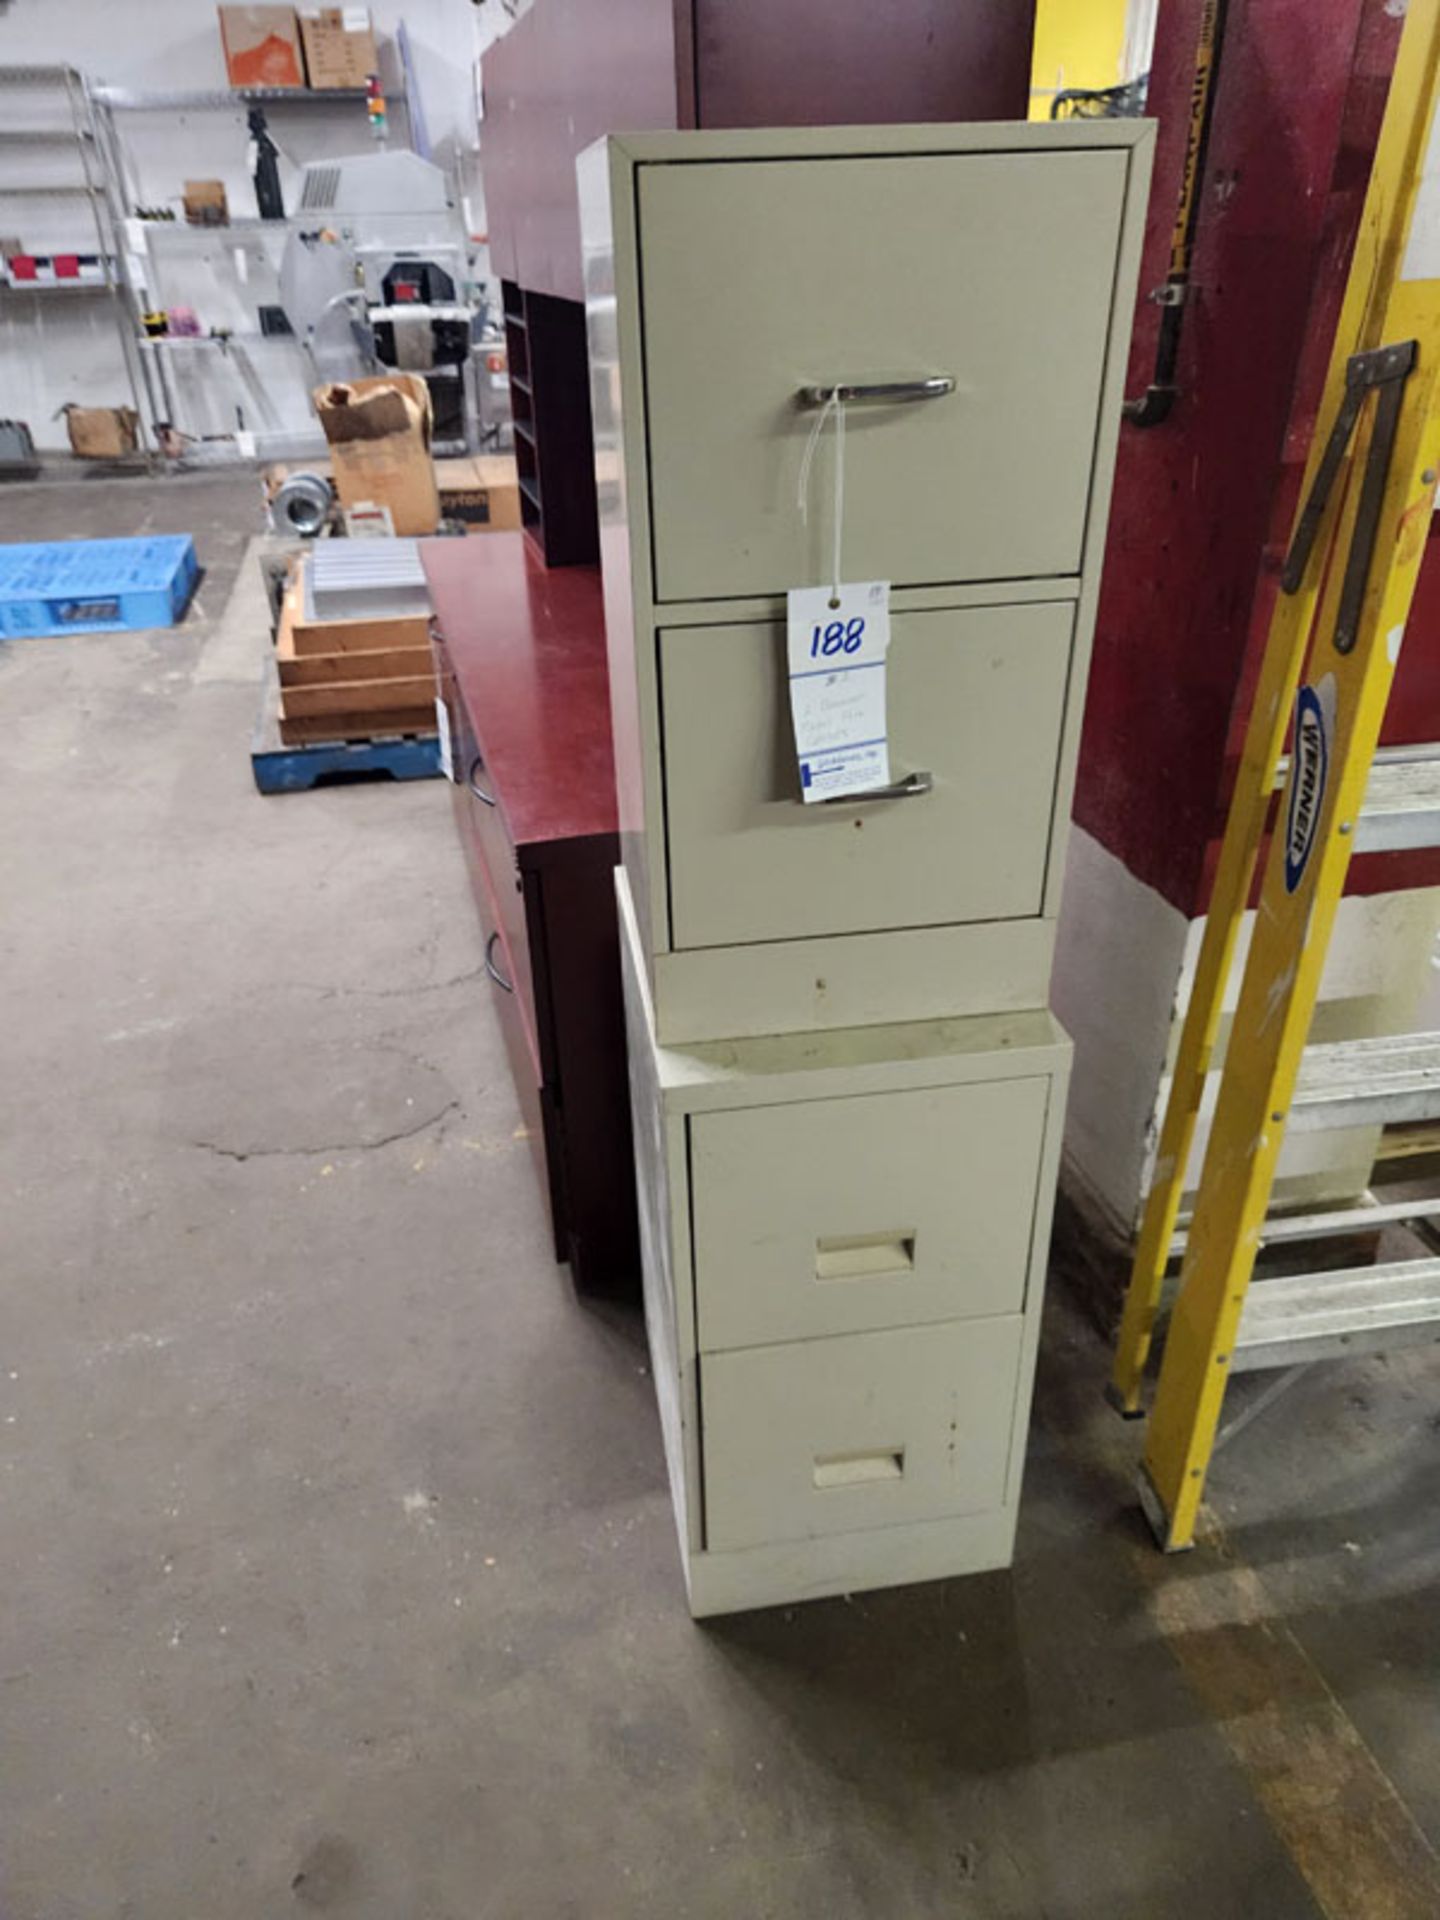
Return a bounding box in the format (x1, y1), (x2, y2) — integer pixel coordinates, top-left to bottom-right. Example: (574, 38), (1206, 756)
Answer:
(1107, 0), (1440, 1420)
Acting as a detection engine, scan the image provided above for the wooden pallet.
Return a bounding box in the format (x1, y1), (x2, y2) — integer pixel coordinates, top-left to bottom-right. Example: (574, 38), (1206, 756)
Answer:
(251, 657), (440, 794)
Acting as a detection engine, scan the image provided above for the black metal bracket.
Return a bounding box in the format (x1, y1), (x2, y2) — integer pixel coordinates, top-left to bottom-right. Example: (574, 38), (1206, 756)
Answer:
(1281, 339), (1417, 654)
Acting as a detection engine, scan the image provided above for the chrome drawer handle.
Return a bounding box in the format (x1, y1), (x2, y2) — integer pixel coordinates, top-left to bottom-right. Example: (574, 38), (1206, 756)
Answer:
(483, 930), (514, 993)
(797, 377), (954, 408)
(467, 755), (496, 807)
(819, 770), (934, 805)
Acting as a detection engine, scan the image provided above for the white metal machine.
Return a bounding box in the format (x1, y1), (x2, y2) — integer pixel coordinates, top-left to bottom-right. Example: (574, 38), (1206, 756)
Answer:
(280, 150), (475, 444)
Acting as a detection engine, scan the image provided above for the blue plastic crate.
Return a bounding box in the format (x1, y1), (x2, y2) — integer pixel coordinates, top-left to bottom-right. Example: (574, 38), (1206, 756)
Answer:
(0, 534), (199, 637)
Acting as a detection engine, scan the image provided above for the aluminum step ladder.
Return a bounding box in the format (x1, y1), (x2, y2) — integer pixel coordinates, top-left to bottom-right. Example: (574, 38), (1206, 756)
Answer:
(1161, 1032), (1440, 1370)
(1108, 0), (1440, 1550)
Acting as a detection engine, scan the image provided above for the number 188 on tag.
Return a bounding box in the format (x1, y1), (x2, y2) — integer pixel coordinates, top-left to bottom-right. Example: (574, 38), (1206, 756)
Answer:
(807, 614), (868, 659)
(785, 580), (892, 804)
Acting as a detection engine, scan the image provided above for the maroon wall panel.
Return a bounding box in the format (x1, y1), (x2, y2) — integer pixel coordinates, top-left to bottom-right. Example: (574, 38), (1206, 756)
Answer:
(1074, 0), (1377, 917)
(691, 0), (1033, 128)
(482, 0), (682, 303)
(481, 0), (1037, 305)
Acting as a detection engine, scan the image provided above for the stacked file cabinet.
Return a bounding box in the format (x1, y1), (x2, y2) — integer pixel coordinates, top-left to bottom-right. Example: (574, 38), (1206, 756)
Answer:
(582, 122), (1154, 1614)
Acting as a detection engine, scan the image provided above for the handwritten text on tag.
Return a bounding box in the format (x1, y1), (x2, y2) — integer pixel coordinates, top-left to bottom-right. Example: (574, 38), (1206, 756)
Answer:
(786, 581), (892, 803)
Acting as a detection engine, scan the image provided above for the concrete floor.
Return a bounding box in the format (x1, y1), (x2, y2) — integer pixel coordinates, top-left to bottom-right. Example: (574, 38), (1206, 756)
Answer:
(2, 474), (1438, 1920)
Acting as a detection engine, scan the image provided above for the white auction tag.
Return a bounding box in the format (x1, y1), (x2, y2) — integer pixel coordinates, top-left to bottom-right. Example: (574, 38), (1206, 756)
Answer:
(435, 695), (455, 780)
(786, 581), (892, 802)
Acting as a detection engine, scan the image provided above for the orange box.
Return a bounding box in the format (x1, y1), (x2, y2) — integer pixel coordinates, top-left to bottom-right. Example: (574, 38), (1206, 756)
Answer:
(218, 7), (306, 89)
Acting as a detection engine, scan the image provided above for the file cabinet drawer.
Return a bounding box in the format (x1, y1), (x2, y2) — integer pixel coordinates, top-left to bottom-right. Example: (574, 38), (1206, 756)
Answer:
(691, 1076), (1048, 1352)
(662, 600), (1074, 949)
(637, 150), (1128, 601)
(702, 1318), (1023, 1553)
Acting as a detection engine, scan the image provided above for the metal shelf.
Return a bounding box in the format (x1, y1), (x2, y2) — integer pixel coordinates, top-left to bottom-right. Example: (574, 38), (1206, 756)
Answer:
(0, 66), (77, 86)
(0, 181), (102, 196)
(1, 278), (113, 295)
(142, 331), (274, 345)
(92, 86), (369, 111)
(0, 128), (95, 144)
(0, 63), (153, 464)
(140, 215), (281, 234)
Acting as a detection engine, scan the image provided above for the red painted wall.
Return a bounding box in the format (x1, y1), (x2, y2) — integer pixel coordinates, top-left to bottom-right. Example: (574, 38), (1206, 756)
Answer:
(1075, 0), (1398, 918)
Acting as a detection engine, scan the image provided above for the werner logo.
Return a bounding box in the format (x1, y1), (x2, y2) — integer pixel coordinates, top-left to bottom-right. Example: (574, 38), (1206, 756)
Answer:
(1285, 679), (1332, 893)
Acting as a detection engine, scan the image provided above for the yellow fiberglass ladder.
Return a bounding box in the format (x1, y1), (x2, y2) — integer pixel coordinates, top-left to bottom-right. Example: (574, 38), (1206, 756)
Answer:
(1108, 0), (1440, 1552)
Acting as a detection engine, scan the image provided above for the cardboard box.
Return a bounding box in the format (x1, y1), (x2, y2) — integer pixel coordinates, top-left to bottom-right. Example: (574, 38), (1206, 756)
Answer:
(435, 455), (523, 533)
(61, 405), (140, 459)
(218, 6), (306, 89)
(298, 6), (378, 88)
(184, 180), (229, 227)
(313, 374), (439, 536)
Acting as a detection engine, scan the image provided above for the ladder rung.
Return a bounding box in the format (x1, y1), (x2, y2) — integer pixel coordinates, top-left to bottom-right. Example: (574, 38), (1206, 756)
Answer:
(1274, 741), (1440, 851)
(1291, 1033), (1440, 1130)
(1231, 1257), (1440, 1372)
(1354, 752), (1440, 851)
(1168, 1189), (1440, 1258)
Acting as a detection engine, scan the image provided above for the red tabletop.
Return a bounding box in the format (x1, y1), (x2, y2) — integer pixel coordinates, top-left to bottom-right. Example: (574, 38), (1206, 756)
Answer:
(422, 534), (618, 848)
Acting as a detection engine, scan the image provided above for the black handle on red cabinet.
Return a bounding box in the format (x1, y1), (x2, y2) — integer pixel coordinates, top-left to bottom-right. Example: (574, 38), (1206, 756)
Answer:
(467, 755), (496, 807)
(483, 930), (514, 993)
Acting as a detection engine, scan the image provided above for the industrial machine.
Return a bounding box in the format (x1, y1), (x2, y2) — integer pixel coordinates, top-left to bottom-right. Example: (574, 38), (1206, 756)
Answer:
(278, 150), (478, 450)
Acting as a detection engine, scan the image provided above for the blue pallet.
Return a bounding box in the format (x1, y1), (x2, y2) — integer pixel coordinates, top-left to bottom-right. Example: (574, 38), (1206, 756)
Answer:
(0, 534), (198, 637)
(251, 658), (440, 794)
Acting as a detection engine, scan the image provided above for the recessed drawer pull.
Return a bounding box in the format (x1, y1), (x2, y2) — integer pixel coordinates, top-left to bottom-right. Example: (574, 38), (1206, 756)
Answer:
(818, 770), (933, 806)
(815, 1230), (917, 1282)
(467, 755), (497, 807)
(796, 377), (955, 408)
(483, 930), (514, 994)
(813, 1447), (906, 1489)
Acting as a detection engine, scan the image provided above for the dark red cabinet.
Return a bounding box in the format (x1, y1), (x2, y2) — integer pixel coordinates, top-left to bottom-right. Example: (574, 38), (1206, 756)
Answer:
(424, 535), (638, 1299)
(481, 0), (1037, 306)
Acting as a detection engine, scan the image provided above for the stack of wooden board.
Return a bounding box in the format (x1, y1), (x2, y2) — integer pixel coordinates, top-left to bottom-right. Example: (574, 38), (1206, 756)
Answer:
(275, 553), (436, 745)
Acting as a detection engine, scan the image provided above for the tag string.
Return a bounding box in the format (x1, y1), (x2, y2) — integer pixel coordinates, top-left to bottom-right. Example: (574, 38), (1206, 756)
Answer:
(797, 387), (846, 607)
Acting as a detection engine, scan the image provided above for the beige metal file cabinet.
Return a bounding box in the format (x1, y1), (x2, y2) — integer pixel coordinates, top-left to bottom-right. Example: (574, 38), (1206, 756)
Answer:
(585, 124), (1149, 1614)
(581, 122), (1154, 1044)
(618, 872), (1071, 1616)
